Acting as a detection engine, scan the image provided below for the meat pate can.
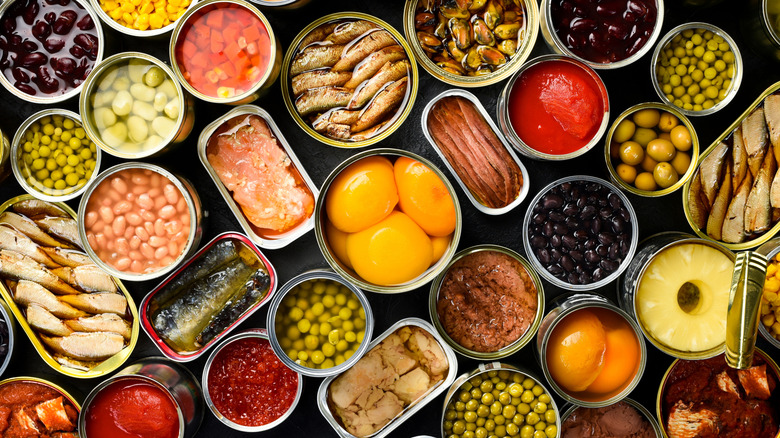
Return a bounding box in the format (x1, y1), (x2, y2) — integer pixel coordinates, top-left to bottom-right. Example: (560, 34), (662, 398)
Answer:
(604, 102), (700, 197)
(265, 269), (375, 378)
(78, 357), (205, 438)
(316, 317), (458, 438)
(655, 348), (780, 438)
(402, 0), (539, 88)
(681, 80), (780, 251)
(420, 89), (531, 215)
(428, 244), (544, 360)
(197, 104), (319, 250)
(139, 232), (277, 362)
(281, 12), (419, 148)
(78, 51), (195, 159)
(0, 194), (140, 379)
(440, 362), (562, 438)
(10, 109), (102, 202)
(202, 328), (303, 432)
(536, 293), (647, 407)
(314, 148), (462, 294)
(559, 398), (662, 438)
(76, 162), (204, 282)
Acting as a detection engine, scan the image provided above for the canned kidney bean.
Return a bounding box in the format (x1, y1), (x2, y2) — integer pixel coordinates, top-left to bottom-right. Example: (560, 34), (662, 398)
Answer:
(528, 180), (633, 285)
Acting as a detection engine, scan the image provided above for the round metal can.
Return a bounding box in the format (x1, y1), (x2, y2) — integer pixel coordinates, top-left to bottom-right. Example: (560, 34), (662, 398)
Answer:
(559, 398), (662, 437)
(169, 0), (281, 105)
(202, 328), (303, 432)
(77, 161), (204, 282)
(0, 0), (105, 105)
(650, 22), (743, 117)
(79, 51), (195, 159)
(536, 293), (647, 407)
(10, 109), (102, 202)
(604, 102), (700, 197)
(428, 244), (544, 360)
(281, 12), (419, 148)
(90, 0), (197, 38)
(0, 299), (14, 377)
(265, 270), (375, 378)
(79, 357), (204, 438)
(402, 0), (539, 88)
(496, 54), (610, 161)
(741, 0), (780, 63)
(0, 128), (10, 184)
(539, 0), (664, 70)
(314, 148), (461, 294)
(755, 238), (780, 350)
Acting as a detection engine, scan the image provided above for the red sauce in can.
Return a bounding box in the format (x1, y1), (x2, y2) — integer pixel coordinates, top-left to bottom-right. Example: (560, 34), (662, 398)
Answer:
(85, 378), (179, 438)
(207, 336), (298, 427)
(507, 59), (606, 156)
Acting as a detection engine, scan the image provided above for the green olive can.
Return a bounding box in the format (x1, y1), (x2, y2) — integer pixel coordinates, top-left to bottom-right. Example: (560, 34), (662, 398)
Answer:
(402, 0), (539, 87)
(428, 244), (544, 360)
(79, 51), (195, 159)
(605, 102), (699, 197)
(0, 129), (10, 184)
(742, 0), (780, 63)
(281, 12), (419, 148)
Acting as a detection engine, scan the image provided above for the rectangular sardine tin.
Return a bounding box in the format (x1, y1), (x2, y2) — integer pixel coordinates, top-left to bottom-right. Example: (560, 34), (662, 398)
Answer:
(421, 89), (530, 215)
(197, 105), (319, 250)
(0, 195), (139, 379)
(317, 317), (458, 438)
(140, 231), (277, 362)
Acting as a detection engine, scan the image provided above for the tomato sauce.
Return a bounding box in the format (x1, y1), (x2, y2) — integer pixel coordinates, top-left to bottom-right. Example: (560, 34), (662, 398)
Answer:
(0, 381), (78, 437)
(85, 378), (180, 438)
(507, 59), (606, 155)
(207, 336), (299, 427)
(174, 3), (271, 99)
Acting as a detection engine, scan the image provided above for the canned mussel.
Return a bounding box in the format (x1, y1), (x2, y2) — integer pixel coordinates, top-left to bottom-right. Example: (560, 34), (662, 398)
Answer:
(0, 376), (81, 436)
(403, 0), (539, 87)
(0, 195), (139, 378)
(683, 81), (780, 250)
(281, 13), (418, 147)
(441, 363), (561, 438)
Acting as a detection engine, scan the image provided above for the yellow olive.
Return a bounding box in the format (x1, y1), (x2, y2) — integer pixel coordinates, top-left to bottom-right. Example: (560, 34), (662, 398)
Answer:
(619, 141), (644, 166)
(641, 154), (659, 173)
(647, 139), (677, 162)
(653, 162), (679, 188)
(658, 132), (672, 141)
(635, 172), (658, 191)
(632, 108), (661, 128)
(671, 125), (693, 151)
(632, 127), (658, 147)
(658, 112), (680, 132)
(613, 119), (636, 143)
(616, 163), (637, 184)
(671, 151), (692, 175)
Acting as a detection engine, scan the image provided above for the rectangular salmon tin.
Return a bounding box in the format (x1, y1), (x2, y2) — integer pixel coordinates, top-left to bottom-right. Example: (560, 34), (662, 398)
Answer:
(420, 89), (530, 215)
(140, 231), (277, 362)
(317, 317), (458, 438)
(0, 195), (139, 379)
(198, 105), (318, 249)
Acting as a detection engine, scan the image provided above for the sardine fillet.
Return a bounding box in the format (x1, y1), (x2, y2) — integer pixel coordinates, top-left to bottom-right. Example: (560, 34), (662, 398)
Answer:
(291, 70), (352, 97)
(65, 313), (132, 340)
(295, 86), (353, 116)
(11, 199), (68, 218)
(699, 142), (729, 207)
(326, 20), (380, 44)
(52, 265), (117, 294)
(722, 172), (753, 244)
(34, 217), (81, 249)
(12, 280), (87, 319)
(26, 303), (72, 337)
(0, 250), (80, 295)
(733, 126), (748, 194)
(40, 332), (124, 361)
(764, 95), (780, 162)
(0, 212), (63, 247)
(332, 30), (397, 72)
(706, 161), (732, 241)
(59, 293), (127, 316)
(687, 173), (709, 230)
(343, 45), (406, 89)
(744, 150), (775, 233)
(290, 44), (346, 76)
(41, 248), (92, 268)
(352, 77), (407, 132)
(0, 225), (57, 268)
(742, 107), (769, 178)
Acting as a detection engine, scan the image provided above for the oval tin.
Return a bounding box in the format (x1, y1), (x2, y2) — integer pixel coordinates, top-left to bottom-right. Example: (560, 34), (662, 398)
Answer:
(428, 244), (544, 360)
(140, 232), (277, 362)
(420, 89), (530, 215)
(197, 105), (318, 249)
(281, 12), (419, 148)
(317, 317), (458, 438)
(681, 80), (780, 250)
(0, 194), (139, 379)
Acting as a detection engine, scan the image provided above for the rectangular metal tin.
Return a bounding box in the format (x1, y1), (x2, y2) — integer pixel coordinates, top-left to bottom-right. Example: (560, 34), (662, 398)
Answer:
(420, 88), (530, 215)
(317, 317), (458, 438)
(140, 231), (277, 362)
(197, 104), (319, 249)
(0, 194), (139, 379)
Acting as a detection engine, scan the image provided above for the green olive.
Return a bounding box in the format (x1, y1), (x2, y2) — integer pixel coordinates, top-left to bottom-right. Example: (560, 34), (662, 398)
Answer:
(646, 138), (677, 162)
(653, 162), (680, 188)
(619, 141), (644, 166)
(632, 108), (661, 128)
(632, 127), (658, 147)
(671, 151), (692, 175)
(613, 119), (636, 143)
(658, 112), (680, 132)
(635, 172), (658, 191)
(671, 125), (693, 151)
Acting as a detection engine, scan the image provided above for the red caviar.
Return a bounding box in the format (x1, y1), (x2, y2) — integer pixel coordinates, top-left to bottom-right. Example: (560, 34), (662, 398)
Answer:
(174, 3), (270, 98)
(207, 336), (299, 427)
(85, 378), (179, 438)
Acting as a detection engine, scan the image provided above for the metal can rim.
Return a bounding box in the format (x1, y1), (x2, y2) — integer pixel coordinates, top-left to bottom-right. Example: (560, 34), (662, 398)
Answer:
(89, 0), (198, 37)
(558, 397), (663, 438)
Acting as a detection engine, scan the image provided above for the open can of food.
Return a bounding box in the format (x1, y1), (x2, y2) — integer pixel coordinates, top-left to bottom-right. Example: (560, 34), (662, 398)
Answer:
(0, 376), (81, 435)
(317, 317), (457, 438)
(559, 398), (662, 437)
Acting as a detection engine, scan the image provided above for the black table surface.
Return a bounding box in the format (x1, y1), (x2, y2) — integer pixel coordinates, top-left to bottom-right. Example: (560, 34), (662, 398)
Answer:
(1, 0), (779, 436)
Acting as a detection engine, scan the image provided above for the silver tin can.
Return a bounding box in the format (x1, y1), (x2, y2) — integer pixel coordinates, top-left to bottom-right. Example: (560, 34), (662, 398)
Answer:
(559, 398), (662, 437)
(0, 299), (14, 377)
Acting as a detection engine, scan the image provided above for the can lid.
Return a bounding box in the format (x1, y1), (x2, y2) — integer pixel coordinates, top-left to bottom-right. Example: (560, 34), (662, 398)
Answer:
(725, 251), (768, 369)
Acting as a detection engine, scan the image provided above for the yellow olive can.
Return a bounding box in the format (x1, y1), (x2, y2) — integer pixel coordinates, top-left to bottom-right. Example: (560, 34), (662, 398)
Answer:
(605, 102), (699, 197)
(403, 0), (539, 87)
(281, 12), (419, 148)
